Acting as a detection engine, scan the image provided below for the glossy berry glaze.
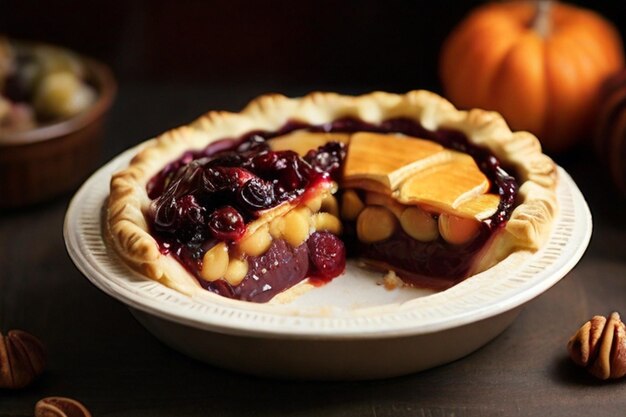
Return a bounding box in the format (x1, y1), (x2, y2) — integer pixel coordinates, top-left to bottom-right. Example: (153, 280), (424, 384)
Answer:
(147, 118), (518, 301)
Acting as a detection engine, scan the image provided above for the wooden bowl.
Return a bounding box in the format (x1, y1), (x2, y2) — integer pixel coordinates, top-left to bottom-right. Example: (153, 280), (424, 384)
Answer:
(0, 56), (116, 208)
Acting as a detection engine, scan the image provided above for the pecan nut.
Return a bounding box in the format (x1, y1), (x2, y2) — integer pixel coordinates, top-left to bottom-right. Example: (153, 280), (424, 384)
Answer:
(567, 312), (626, 380)
(35, 397), (92, 417)
(0, 329), (46, 389)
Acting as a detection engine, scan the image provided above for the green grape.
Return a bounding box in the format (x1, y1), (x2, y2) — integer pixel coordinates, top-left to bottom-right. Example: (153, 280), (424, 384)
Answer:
(33, 71), (95, 120)
(34, 45), (84, 78)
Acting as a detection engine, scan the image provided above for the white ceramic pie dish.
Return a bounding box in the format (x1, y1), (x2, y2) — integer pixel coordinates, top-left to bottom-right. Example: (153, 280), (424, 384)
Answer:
(64, 145), (591, 380)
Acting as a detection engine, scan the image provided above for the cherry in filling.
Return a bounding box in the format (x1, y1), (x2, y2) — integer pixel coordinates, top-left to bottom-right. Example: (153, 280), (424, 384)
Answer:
(147, 118), (518, 302)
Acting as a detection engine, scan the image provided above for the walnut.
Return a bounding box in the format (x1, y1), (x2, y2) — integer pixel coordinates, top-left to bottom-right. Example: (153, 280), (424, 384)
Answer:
(35, 397), (92, 417)
(567, 312), (626, 380)
(0, 329), (46, 389)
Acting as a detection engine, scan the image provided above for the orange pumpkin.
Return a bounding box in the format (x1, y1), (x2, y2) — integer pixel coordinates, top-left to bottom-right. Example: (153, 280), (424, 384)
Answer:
(440, 1), (625, 153)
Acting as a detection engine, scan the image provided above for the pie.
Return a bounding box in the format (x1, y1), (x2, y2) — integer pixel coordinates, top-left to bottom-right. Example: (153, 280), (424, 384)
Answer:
(106, 91), (557, 303)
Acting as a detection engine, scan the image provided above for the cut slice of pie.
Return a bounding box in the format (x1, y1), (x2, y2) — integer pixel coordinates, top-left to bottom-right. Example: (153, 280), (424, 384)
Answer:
(107, 91), (557, 302)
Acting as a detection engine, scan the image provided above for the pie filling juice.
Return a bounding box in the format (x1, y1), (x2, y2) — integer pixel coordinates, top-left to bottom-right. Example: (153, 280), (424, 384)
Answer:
(146, 118), (518, 302)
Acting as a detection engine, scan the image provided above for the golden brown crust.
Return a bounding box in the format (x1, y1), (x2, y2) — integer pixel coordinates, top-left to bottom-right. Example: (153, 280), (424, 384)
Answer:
(106, 90), (558, 296)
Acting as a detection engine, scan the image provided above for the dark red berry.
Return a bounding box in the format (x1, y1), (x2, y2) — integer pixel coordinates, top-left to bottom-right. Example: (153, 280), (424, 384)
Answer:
(152, 194), (208, 244)
(250, 151), (279, 171)
(275, 152), (310, 190)
(480, 155), (500, 172)
(304, 141), (346, 178)
(492, 169), (518, 225)
(208, 206), (246, 241)
(202, 166), (255, 193)
(307, 232), (346, 280)
(177, 195), (207, 241)
(237, 177), (276, 211)
(207, 152), (244, 168)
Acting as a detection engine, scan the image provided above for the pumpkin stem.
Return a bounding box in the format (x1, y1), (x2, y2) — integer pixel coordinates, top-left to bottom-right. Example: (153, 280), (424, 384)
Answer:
(532, 0), (553, 38)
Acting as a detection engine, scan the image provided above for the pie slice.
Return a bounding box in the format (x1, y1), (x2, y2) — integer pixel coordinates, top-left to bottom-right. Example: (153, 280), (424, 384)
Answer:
(343, 132), (446, 192)
(107, 91), (557, 301)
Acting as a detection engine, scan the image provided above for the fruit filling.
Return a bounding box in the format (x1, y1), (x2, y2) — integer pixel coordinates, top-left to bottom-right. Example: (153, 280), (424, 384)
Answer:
(147, 117), (518, 301)
(147, 136), (346, 302)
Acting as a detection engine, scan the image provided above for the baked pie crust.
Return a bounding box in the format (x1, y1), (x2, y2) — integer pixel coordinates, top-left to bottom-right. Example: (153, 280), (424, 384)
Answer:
(106, 90), (557, 298)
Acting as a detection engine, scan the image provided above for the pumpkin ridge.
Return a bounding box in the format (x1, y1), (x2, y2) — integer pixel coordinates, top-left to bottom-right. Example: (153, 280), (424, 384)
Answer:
(559, 5), (623, 55)
(565, 23), (624, 74)
(488, 32), (547, 136)
(542, 35), (598, 146)
(441, 13), (521, 109)
(549, 2), (584, 33)
(457, 29), (521, 109)
(473, 35), (521, 109)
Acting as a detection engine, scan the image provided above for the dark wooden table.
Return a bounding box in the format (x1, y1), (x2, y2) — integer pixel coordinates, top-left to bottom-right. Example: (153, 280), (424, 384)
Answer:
(2, 82), (625, 416)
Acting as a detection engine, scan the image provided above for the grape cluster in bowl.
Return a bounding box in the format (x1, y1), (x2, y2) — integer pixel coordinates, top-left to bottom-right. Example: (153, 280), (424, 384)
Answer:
(0, 36), (97, 135)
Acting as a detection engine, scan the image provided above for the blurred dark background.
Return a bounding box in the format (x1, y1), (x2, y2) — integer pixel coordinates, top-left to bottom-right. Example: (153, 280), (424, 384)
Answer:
(2, 0), (625, 95)
(3, 0), (626, 165)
